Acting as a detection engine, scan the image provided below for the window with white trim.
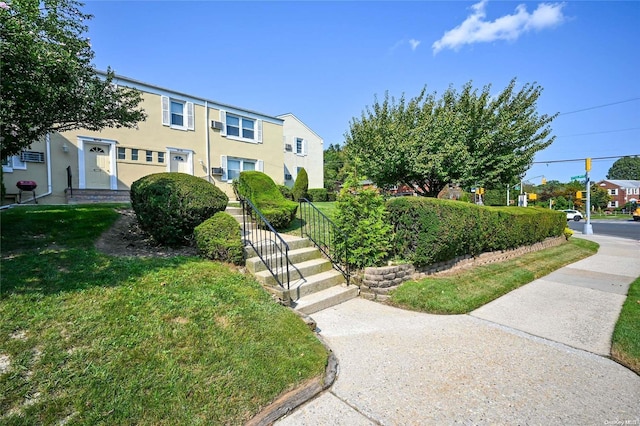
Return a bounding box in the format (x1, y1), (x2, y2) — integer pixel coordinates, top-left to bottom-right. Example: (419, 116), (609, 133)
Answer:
(1, 155), (27, 172)
(131, 149), (139, 161)
(158, 152), (165, 163)
(146, 150), (153, 162)
(608, 201), (619, 208)
(220, 155), (263, 181)
(219, 110), (263, 143)
(161, 96), (194, 131)
(609, 188), (618, 195)
(117, 147), (126, 160)
(293, 137), (307, 156)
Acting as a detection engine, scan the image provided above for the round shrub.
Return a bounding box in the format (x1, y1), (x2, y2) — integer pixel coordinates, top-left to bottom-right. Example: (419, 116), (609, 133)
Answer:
(292, 168), (309, 201)
(131, 173), (229, 246)
(194, 212), (244, 264)
(237, 171), (298, 230)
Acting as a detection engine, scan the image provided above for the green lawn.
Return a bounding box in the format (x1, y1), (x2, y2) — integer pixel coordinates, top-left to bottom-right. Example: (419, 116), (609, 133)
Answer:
(611, 276), (640, 374)
(0, 205), (327, 425)
(389, 238), (600, 314)
(284, 201), (338, 234)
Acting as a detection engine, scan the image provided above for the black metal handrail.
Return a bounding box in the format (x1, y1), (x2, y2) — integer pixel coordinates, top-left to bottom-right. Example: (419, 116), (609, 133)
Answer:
(299, 198), (349, 285)
(240, 197), (291, 289)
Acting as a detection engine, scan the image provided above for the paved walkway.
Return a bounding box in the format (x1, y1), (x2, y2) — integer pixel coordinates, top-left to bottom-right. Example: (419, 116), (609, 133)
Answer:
(275, 234), (640, 425)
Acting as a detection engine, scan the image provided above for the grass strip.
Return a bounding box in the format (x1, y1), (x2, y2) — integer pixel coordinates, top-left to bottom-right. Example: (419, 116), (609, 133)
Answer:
(389, 238), (599, 315)
(1, 205), (327, 425)
(611, 276), (640, 374)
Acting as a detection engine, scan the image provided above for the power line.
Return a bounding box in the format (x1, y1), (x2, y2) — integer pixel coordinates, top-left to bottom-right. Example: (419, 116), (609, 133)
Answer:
(558, 97), (640, 116)
(533, 154), (639, 164)
(556, 127), (640, 138)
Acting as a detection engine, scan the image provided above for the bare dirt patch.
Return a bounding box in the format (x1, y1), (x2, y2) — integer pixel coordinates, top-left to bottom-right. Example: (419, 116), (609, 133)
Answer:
(95, 209), (198, 258)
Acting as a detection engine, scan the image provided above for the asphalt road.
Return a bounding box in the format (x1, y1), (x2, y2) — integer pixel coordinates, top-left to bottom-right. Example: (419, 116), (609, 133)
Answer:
(567, 218), (640, 240)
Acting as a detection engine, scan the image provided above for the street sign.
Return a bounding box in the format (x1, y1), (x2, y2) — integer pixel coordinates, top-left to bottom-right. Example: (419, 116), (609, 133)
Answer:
(571, 174), (586, 180)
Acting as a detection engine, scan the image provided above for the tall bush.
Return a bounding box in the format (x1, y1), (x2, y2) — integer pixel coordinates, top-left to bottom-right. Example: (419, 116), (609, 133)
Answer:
(237, 171), (298, 230)
(131, 173), (228, 246)
(308, 188), (328, 202)
(292, 168), (309, 201)
(334, 184), (393, 269)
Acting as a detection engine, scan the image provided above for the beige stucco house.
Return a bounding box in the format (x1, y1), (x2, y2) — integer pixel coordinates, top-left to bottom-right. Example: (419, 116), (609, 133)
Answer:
(2, 72), (322, 205)
(278, 113), (324, 190)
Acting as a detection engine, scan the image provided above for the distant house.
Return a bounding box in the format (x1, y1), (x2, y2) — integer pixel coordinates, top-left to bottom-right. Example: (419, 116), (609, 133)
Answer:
(2, 72), (323, 205)
(597, 180), (640, 208)
(278, 113), (324, 190)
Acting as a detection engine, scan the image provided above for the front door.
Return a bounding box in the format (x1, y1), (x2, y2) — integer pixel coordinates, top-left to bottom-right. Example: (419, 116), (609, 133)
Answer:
(84, 143), (111, 189)
(170, 151), (190, 173)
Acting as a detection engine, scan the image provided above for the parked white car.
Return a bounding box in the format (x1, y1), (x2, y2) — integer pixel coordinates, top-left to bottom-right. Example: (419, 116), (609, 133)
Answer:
(562, 209), (583, 221)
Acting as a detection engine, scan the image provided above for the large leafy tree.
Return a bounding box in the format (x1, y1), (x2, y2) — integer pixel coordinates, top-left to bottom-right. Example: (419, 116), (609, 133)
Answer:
(345, 79), (557, 196)
(606, 157), (640, 180)
(323, 143), (351, 191)
(0, 0), (146, 157)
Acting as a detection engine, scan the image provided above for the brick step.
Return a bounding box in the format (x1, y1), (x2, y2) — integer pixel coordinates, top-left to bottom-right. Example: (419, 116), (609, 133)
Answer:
(66, 189), (130, 204)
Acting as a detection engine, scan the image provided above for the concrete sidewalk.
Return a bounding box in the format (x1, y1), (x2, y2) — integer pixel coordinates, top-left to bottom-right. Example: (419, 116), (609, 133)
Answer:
(275, 235), (640, 425)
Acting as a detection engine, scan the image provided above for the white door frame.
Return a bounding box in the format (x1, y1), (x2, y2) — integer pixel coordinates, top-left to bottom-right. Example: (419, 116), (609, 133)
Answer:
(167, 147), (194, 175)
(78, 137), (118, 190)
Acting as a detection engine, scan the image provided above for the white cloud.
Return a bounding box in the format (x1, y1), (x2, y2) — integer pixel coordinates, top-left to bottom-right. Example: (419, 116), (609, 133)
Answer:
(390, 38), (422, 53)
(432, 0), (566, 54)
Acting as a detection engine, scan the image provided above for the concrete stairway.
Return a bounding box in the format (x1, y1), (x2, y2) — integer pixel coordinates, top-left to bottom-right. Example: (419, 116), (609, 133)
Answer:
(226, 205), (358, 315)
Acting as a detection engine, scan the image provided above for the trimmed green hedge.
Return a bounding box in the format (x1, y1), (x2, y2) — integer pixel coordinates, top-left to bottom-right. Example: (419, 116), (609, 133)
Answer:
(308, 188), (328, 202)
(131, 173), (228, 246)
(292, 168), (309, 201)
(194, 212), (244, 264)
(386, 197), (565, 267)
(237, 171), (298, 230)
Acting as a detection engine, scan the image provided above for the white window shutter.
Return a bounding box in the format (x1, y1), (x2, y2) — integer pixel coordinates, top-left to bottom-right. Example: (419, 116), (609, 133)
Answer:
(256, 119), (263, 143)
(219, 110), (227, 136)
(186, 102), (194, 130)
(220, 155), (228, 181)
(303, 139), (308, 156)
(257, 160), (264, 172)
(161, 96), (170, 126)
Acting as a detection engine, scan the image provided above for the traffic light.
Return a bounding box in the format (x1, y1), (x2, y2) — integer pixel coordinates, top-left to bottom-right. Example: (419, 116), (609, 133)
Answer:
(528, 193), (537, 200)
(541, 178), (547, 185)
(576, 191), (586, 199)
(585, 157), (592, 172)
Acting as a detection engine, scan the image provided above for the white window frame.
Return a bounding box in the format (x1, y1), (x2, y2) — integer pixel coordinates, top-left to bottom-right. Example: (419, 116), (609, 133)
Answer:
(609, 188), (618, 196)
(220, 155), (263, 182)
(2, 155), (27, 173)
(219, 110), (263, 144)
(161, 95), (194, 131)
(295, 137), (307, 156)
(117, 147), (126, 160)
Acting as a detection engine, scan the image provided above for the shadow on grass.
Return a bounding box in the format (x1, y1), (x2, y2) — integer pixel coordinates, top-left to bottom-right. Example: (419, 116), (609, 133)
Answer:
(1, 248), (198, 297)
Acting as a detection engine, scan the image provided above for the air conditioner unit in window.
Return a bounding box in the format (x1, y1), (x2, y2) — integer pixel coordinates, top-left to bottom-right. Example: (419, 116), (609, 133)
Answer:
(211, 167), (224, 176)
(285, 144), (292, 151)
(211, 120), (224, 130)
(284, 174), (292, 180)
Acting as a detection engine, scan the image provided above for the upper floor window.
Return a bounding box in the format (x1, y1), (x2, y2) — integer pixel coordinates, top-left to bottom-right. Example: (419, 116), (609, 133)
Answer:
(609, 188), (618, 196)
(161, 96), (194, 131)
(295, 137), (308, 156)
(219, 110), (262, 143)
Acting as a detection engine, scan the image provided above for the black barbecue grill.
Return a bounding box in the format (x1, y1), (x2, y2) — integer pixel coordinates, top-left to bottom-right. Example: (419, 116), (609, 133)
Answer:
(16, 180), (38, 204)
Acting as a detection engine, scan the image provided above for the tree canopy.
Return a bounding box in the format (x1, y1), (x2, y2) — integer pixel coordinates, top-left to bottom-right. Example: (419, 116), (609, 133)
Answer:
(344, 79), (557, 196)
(0, 0), (146, 157)
(606, 157), (640, 180)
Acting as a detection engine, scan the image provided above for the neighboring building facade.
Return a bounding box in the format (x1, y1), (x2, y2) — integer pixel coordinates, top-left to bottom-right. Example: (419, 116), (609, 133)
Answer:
(2, 72), (322, 204)
(597, 179), (640, 209)
(278, 113), (324, 190)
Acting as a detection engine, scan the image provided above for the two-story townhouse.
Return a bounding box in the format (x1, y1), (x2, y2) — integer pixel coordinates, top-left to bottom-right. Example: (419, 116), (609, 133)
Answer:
(597, 179), (640, 209)
(2, 72), (320, 205)
(278, 113), (324, 190)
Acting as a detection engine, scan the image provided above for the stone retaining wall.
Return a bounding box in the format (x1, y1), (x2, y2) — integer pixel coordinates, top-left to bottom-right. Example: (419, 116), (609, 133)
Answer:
(359, 236), (565, 301)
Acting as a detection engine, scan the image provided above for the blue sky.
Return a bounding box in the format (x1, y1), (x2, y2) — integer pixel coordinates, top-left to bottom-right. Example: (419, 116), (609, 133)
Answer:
(83, 0), (639, 184)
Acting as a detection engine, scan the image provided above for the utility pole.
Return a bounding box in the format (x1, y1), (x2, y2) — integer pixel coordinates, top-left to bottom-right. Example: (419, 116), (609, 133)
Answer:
(583, 158), (593, 235)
